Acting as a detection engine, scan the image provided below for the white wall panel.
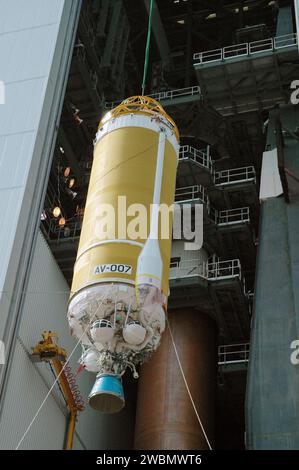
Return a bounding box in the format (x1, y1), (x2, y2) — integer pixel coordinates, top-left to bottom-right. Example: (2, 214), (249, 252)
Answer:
(0, 0), (81, 399)
(0, 231), (135, 449)
(0, 0), (82, 345)
(0, 0), (64, 33)
(0, 340), (66, 449)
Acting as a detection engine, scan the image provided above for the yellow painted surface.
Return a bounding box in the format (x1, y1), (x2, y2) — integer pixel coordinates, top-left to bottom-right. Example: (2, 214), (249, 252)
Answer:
(71, 124), (177, 299)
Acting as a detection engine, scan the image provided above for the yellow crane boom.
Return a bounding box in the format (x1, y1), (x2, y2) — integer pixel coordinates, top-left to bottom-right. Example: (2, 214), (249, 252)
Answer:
(31, 331), (84, 450)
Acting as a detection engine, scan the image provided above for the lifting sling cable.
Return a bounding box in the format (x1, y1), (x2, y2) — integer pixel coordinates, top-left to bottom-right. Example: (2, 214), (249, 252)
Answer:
(142, 0), (154, 95)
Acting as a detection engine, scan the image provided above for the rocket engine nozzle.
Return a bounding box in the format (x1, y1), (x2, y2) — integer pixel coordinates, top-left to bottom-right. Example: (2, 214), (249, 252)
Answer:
(88, 373), (125, 413)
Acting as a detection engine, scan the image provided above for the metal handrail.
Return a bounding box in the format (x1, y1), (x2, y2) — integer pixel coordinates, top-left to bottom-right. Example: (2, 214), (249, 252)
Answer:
(148, 86), (200, 101)
(194, 48), (222, 64)
(217, 207), (250, 225)
(175, 185), (208, 205)
(105, 86), (201, 109)
(224, 42), (248, 59)
(194, 32), (297, 64)
(179, 145), (213, 171)
(274, 33), (298, 48)
(214, 166), (256, 185)
(45, 218), (82, 243)
(218, 343), (250, 365)
(207, 259), (241, 280)
(249, 37), (273, 54)
(169, 259), (207, 280)
(169, 258), (242, 282)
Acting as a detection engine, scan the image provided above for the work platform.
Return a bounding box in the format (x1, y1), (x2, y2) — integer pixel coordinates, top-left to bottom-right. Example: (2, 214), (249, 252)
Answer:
(177, 143), (258, 203)
(218, 343), (249, 373)
(208, 166), (259, 217)
(178, 145), (214, 188)
(205, 207), (255, 281)
(169, 258), (251, 342)
(176, 155), (259, 231)
(193, 33), (298, 116)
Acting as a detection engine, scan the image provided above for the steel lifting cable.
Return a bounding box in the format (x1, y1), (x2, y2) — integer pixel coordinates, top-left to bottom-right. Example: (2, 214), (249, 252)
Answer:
(167, 319), (213, 450)
(142, 0), (154, 95)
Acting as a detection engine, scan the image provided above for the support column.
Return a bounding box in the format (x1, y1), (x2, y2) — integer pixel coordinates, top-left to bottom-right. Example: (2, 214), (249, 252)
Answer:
(246, 105), (299, 449)
(134, 308), (217, 450)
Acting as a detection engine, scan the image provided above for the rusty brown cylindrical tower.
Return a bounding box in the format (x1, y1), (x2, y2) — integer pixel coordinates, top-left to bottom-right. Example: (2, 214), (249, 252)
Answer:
(134, 308), (217, 450)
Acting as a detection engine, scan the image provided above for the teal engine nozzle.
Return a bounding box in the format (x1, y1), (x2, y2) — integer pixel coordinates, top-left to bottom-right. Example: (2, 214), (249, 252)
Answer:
(88, 373), (125, 413)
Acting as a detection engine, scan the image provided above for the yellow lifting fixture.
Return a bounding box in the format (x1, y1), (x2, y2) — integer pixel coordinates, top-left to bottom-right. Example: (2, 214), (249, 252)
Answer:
(31, 331), (84, 450)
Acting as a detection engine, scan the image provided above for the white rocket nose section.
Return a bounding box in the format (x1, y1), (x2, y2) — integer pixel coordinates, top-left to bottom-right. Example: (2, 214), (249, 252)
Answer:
(136, 238), (163, 289)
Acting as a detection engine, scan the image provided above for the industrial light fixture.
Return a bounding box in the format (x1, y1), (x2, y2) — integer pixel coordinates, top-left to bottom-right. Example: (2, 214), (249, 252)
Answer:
(206, 13), (216, 19)
(52, 206), (61, 218)
(235, 4), (249, 11)
(69, 102), (83, 125)
(40, 210), (47, 221)
(64, 167), (71, 177)
(74, 113), (83, 125)
(177, 19), (185, 24)
(78, 207), (85, 217)
(59, 217), (66, 226)
(68, 177), (75, 189)
(65, 187), (78, 200)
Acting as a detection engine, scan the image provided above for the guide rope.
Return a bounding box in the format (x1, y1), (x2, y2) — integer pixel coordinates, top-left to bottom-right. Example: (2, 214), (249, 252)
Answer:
(167, 319), (213, 450)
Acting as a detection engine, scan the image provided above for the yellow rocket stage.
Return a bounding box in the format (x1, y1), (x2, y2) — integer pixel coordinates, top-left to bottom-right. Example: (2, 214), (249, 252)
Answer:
(67, 96), (179, 412)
